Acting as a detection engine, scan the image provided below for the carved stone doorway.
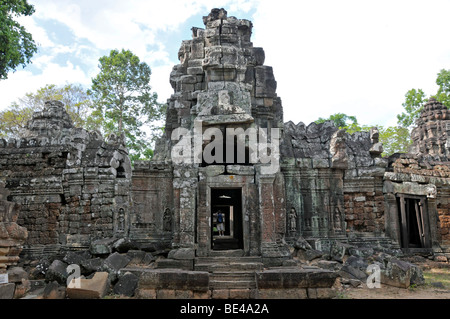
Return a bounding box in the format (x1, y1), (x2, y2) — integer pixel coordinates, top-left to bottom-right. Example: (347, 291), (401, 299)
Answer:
(211, 188), (243, 250)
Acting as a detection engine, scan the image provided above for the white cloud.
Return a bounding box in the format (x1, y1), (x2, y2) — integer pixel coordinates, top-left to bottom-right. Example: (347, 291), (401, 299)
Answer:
(0, 61), (91, 108)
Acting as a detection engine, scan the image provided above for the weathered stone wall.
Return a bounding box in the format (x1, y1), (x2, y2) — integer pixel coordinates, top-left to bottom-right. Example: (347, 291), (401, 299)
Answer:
(342, 130), (386, 235)
(130, 161), (173, 249)
(0, 182), (28, 271)
(437, 189), (450, 244)
(281, 121), (386, 247)
(343, 191), (385, 233)
(0, 101), (132, 258)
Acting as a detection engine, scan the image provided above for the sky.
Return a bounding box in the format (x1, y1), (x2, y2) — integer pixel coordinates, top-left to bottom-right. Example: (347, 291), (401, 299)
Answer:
(1, 0), (450, 128)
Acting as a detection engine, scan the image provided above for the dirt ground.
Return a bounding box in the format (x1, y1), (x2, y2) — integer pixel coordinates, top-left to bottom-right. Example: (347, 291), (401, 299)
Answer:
(339, 259), (450, 299)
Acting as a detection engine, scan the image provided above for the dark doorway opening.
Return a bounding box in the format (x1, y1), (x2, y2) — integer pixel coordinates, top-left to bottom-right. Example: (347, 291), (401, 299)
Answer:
(396, 195), (428, 248)
(211, 188), (243, 250)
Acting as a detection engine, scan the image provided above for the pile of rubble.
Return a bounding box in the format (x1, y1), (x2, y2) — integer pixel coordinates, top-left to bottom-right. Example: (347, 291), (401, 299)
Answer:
(1, 237), (168, 299)
(292, 237), (427, 290)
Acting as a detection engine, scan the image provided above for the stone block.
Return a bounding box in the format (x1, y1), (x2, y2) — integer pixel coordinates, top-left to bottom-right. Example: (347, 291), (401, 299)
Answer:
(126, 250), (147, 265)
(255, 271), (282, 289)
(225, 165), (255, 175)
(312, 158), (330, 168)
(43, 281), (66, 299)
(262, 288), (308, 299)
(89, 237), (116, 255)
(167, 248), (195, 260)
(14, 279), (30, 298)
(193, 290), (212, 299)
(101, 252), (130, 281)
(0, 283), (15, 299)
(45, 260), (68, 285)
(204, 165), (225, 177)
(212, 289), (229, 299)
(380, 259), (424, 288)
(81, 258), (103, 275)
(175, 289), (194, 299)
(155, 259), (194, 270)
(157, 289), (176, 299)
(63, 250), (90, 265)
(113, 238), (138, 253)
(339, 265), (367, 281)
(317, 260), (342, 271)
(113, 272), (138, 297)
(138, 269), (209, 292)
(229, 289), (250, 299)
(136, 288), (157, 299)
(307, 288), (336, 299)
(67, 272), (109, 299)
(7, 266), (28, 283)
(296, 249), (323, 262)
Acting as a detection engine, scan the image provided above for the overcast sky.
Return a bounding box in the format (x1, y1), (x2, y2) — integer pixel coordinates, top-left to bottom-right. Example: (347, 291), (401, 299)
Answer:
(1, 0), (450, 127)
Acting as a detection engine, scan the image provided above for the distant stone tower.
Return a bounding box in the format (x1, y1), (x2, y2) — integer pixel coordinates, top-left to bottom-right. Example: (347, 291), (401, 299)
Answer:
(410, 97), (450, 160)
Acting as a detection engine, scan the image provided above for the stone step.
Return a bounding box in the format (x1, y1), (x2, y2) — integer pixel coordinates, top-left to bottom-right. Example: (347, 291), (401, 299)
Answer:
(210, 279), (256, 289)
(195, 262), (263, 272)
(195, 256), (262, 264)
(210, 271), (257, 289)
(209, 249), (245, 257)
(211, 271), (256, 281)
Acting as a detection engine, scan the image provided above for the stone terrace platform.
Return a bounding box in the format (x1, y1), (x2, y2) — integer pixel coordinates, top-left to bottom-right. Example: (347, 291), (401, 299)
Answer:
(123, 254), (339, 299)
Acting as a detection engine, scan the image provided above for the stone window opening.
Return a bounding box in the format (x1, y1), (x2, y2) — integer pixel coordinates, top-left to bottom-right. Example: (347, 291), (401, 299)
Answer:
(116, 164), (126, 178)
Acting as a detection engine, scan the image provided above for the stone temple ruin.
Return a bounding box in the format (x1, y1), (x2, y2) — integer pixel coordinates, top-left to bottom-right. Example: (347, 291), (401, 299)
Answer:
(0, 8), (449, 299)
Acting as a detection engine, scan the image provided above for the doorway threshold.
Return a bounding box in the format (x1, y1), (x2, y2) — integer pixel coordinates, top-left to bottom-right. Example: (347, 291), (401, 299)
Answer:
(210, 249), (244, 257)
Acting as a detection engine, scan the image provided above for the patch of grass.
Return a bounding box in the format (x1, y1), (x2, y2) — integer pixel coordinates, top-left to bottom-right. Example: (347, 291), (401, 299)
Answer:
(335, 292), (350, 299)
(423, 268), (450, 289)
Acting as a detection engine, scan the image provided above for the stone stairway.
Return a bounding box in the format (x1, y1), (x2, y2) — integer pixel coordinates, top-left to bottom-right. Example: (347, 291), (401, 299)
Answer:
(195, 251), (263, 291)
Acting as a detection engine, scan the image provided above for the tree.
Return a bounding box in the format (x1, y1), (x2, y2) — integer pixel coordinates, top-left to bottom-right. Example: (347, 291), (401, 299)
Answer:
(436, 69), (450, 108)
(398, 69), (450, 129)
(0, 103), (32, 138)
(397, 88), (427, 129)
(89, 49), (165, 162)
(378, 126), (411, 156)
(0, 83), (93, 138)
(0, 0), (37, 79)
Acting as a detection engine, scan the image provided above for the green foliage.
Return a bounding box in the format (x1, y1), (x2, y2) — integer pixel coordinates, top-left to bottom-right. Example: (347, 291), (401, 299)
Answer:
(436, 69), (450, 108)
(316, 112), (358, 129)
(378, 126), (411, 156)
(89, 49), (166, 161)
(0, 0), (37, 79)
(397, 88), (427, 129)
(0, 102), (32, 138)
(398, 69), (450, 129)
(0, 83), (93, 138)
